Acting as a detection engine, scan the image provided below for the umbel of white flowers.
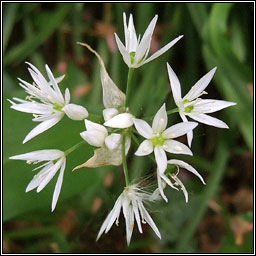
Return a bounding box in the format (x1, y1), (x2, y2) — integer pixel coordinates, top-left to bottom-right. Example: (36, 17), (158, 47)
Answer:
(8, 63), (88, 143)
(115, 13), (183, 68)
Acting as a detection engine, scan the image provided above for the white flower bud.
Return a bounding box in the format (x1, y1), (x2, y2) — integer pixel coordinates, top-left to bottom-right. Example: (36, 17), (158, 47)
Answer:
(104, 113), (134, 128)
(103, 108), (119, 122)
(62, 103), (88, 120)
(105, 133), (121, 151)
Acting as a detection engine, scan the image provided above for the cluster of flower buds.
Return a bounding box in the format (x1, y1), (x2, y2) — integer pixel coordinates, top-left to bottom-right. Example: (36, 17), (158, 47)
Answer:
(9, 13), (236, 245)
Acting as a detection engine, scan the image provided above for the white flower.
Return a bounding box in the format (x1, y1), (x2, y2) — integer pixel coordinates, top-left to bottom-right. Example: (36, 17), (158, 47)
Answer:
(9, 149), (66, 211)
(96, 183), (161, 245)
(114, 13), (183, 68)
(8, 62), (88, 143)
(104, 112), (134, 129)
(167, 63), (237, 147)
(157, 159), (205, 203)
(134, 103), (198, 175)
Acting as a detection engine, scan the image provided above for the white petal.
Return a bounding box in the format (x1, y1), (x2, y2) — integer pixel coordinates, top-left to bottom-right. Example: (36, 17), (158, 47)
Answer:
(132, 199), (143, 233)
(80, 131), (106, 147)
(162, 121), (198, 139)
(168, 159), (205, 185)
(152, 103), (167, 134)
(163, 140), (193, 156)
(133, 118), (153, 139)
(64, 88), (70, 105)
(134, 15), (158, 65)
(167, 63), (182, 105)
(36, 160), (62, 192)
(55, 74), (65, 84)
(10, 101), (53, 115)
(62, 103), (88, 120)
(114, 33), (131, 67)
(188, 113), (229, 128)
(157, 171), (168, 202)
(103, 108), (119, 122)
(154, 146), (167, 175)
(180, 113), (193, 147)
(144, 35), (183, 64)
(51, 158), (66, 211)
(105, 133), (121, 151)
(184, 67), (217, 101)
(104, 113), (134, 128)
(127, 14), (138, 52)
(84, 119), (108, 134)
(135, 139), (153, 156)
(23, 117), (62, 143)
(138, 201), (161, 239)
(193, 99), (237, 114)
(78, 43), (126, 108)
(124, 204), (134, 245)
(172, 175), (188, 203)
(10, 149), (63, 161)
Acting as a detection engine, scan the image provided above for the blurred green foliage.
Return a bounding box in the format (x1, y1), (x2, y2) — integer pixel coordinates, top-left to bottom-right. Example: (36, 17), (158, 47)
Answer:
(3, 2), (253, 253)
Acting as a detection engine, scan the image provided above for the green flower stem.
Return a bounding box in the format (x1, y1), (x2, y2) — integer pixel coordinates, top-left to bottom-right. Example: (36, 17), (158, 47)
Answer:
(122, 133), (130, 186)
(125, 68), (135, 108)
(143, 107), (179, 121)
(64, 140), (85, 157)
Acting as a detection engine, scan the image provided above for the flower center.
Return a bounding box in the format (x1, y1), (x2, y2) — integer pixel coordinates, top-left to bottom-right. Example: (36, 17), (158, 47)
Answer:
(165, 164), (177, 176)
(184, 105), (194, 113)
(130, 52), (135, 64)
(53, 103), (63, 112)
(183, 99), (190, 104)
(151, 134), (165, 146)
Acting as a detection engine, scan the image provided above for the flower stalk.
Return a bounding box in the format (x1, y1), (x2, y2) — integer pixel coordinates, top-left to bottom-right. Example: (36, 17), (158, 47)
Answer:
(122, 132), (130, 186)
(125, 68), (135, 108)
(64, 140), (85, 157)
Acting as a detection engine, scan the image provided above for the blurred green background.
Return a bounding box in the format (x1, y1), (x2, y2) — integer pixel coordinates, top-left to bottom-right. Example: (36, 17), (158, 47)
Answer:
(3, 2), (253, 253)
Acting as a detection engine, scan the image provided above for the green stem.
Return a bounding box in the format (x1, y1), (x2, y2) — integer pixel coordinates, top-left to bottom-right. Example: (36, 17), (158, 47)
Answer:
(144, 107), (179, 121)
(122, 133), (130, 186)
(125, 68), (135, 108)
(64, 140), (85, 157)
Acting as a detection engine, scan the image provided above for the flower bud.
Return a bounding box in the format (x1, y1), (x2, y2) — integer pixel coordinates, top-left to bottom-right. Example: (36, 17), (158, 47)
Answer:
(62, 103), (88, 120)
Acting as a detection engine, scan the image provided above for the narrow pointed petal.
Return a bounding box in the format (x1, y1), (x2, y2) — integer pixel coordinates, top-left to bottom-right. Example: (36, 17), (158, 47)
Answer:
(135, 139), (153, 156)
(62, 103), (88, 120)
(114, 33), (131, 66)
(180, 113), (193, 147)
(172, 175), (188, 203)
(10, 101), (53, 115)
(184, 67), (217, 101)
(133, 118), (153, 139)
(144, 35), (183, 64)
(188, 113), (229, 128)
(127, 14), (138, 52)
(23, 117), (62, 144)
(104, 113), (134, 128)
(154, 146), (167, 175)
(167, 63), (182, 105)
(162, 121), (198, 139)
(64, 88), (70, 105)
(138, 201), (161, 239)
(51, 158), (66, 211)
(193, 99), (237, 114)
(10, 149), (62, 161)
(168, 159), (205, 184)
(77, 42), (126, 108)
(157, 171), (168, 202)
(152, 103), (167, 134)
(163, 140), (193, 156)
(132, 200), (143, 233)
(125, 205), (134, 245)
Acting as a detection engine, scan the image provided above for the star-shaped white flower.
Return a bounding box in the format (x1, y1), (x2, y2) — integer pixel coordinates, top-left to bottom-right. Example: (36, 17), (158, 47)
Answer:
(134, 103), (198, 174)
(96, 183), (161, 245)
(157, 159), (205, 203)
(167, 63), (237, 146)
(9, 149), (66, 211)
(8, 62), (88, 143)
(114, 13), (183, 68)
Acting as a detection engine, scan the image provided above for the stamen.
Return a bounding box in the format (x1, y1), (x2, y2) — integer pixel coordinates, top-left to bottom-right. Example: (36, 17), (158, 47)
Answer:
(142, 219), (147, 224)
(26, 160), (32, 164)
(115, 219), (119, 226)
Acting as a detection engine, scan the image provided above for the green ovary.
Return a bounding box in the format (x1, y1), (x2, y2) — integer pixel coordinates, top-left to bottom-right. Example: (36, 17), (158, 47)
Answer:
(130, 52), (135, 64)
(151, 134), (165, 146)
(165, 164), (177, 175)
(53, 103), (63, 111)
(184, 105), (194, 113)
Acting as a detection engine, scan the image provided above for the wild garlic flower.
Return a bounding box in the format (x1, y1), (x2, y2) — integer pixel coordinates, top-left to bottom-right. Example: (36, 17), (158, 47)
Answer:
(157, 159), (205, 203)
(114, 13), (183, 68)
(97, 183), (161, 245)
(134, 103), (198, 174)
(167, 63), (237, 147)
(9, 149), (66, 211)
(8, 62), (88, 143)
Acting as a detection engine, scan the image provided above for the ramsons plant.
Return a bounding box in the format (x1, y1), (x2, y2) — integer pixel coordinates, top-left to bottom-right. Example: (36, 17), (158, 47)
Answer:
(9, 13), (236, 245)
